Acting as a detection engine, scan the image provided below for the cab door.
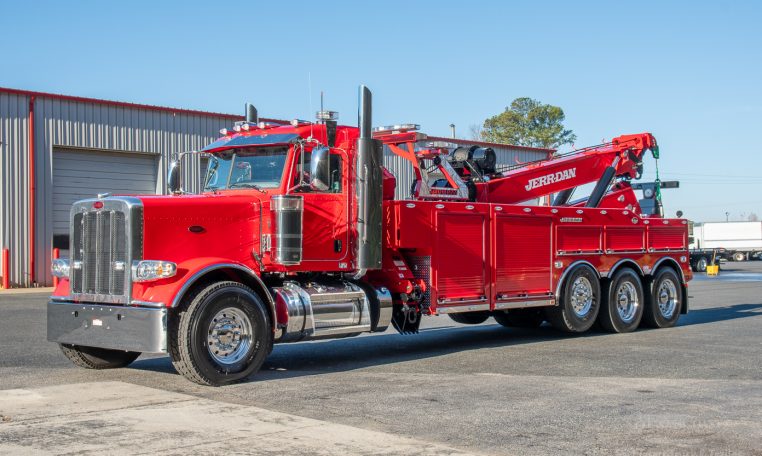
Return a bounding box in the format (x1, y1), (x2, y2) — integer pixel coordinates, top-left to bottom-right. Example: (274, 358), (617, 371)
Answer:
(292, 147), (350, 265)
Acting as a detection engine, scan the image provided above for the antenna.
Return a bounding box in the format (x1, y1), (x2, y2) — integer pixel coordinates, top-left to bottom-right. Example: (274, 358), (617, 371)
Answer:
(308, 72), (313, 138)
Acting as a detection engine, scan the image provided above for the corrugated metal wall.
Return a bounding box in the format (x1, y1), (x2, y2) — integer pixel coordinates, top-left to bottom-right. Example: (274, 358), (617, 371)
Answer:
(0, 91), (238, 287)
(0, 93), (30, 289)
(383, 141), (549, 200)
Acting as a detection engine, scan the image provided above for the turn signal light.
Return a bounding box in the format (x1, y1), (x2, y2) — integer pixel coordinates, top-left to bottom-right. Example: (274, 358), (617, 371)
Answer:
(51, 259), (70, 278)
(132, 261), (177, 282)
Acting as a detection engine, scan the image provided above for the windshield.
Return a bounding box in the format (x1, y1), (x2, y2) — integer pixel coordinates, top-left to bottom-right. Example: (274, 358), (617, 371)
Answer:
(204, 146), (289, 191)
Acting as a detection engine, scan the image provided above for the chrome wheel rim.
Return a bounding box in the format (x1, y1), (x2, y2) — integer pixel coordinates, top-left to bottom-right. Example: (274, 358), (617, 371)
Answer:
(207, 307), (253, 366)
(657, 279), (678, 319)
(616, 281), (640, 323)
(570, 276), (594, 317)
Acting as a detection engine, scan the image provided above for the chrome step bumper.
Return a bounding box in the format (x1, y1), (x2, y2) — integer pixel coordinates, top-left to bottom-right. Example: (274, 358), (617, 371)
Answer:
(47, 301), (167, 353)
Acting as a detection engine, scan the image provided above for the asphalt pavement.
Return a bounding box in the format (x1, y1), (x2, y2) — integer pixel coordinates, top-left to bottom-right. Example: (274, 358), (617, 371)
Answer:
(1, 262), (761, 455)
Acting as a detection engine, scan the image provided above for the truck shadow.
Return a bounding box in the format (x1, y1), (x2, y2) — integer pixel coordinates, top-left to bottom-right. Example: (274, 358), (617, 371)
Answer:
(130, 324), (595, 379)
(130, 302), (762, 382)
(677, 303), (762, 326)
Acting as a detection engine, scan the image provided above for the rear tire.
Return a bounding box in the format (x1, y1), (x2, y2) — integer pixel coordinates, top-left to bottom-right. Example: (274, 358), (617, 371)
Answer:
(598, 269), (644, 333)
(59, 344), (140, 369)
(493, 309), (544, 328)
(545, 265), (600, 333)
(169, 281), (272, 386)
(733, 252), (746, 262)
(695, 256), (708, 272)
(642, 268), (683, 328)
(448, 311), (490, 325)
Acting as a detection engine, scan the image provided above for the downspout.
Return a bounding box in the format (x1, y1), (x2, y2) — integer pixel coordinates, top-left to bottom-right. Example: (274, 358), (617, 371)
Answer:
(28, 96), (36, 285)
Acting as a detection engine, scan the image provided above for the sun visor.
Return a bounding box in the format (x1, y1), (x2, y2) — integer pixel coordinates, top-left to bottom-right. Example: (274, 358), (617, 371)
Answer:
(201, 133), (300, 153)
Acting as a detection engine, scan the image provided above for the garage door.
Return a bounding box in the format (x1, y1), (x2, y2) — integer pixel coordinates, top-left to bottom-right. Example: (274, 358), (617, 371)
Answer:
(52, 148), (158, 246)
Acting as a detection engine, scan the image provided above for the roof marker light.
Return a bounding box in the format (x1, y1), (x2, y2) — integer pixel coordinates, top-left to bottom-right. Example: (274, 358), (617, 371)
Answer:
(372, 124), (420, 135)
(316, 110), (338, 121)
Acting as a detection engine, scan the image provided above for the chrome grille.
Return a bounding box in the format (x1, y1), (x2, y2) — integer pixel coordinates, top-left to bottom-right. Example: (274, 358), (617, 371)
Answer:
(70, 197), (142, 304)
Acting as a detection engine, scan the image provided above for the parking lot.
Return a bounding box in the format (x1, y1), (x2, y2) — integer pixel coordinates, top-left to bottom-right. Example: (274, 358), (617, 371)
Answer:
(1, 262), (761, 455)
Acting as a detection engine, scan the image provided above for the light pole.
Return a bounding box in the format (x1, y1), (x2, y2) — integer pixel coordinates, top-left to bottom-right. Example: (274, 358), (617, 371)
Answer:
(725, 211), (730, 222)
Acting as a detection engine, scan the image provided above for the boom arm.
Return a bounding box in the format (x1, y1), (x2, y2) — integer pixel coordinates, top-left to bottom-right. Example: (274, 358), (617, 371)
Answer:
(475, 133), (657, 205)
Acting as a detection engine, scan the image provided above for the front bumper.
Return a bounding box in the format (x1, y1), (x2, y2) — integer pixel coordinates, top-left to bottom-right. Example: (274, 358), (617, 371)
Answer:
(47, 301), (168, 353)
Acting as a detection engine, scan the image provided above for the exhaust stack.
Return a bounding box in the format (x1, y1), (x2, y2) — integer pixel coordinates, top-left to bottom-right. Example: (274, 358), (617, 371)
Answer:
(355, 86), (383, 276)
(245, 103), (258, 123)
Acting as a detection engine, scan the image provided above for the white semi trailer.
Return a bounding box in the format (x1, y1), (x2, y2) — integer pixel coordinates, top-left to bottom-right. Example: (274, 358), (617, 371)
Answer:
(691, 221), (762, 261)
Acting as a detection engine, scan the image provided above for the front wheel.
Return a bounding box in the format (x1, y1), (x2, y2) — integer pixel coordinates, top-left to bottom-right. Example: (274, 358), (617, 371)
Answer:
(169, 281), (272, 386)
(60, 344), (140, 369)
(545, 264), (600, 333)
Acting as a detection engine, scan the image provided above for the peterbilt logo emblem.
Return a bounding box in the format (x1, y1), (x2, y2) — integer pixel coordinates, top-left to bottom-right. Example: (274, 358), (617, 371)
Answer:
(525, 168), (577, 191)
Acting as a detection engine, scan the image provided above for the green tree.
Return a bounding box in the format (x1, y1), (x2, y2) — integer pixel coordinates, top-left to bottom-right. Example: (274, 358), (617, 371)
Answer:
(481, 97), (575, 149)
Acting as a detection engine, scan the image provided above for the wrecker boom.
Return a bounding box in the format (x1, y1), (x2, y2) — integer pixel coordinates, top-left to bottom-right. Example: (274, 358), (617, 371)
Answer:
(476, 133), (657, 205)
(380, 131), (658, 210)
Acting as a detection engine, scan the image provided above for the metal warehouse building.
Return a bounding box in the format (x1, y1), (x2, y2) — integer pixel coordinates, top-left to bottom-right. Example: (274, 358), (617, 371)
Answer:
(0, 87), (551, 287)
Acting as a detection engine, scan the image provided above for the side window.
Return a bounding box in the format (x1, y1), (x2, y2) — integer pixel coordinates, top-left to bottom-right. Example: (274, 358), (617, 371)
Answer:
(329, 154), (342, 193)
(293, 149), (342, 193)
(293, 150), (312, 187)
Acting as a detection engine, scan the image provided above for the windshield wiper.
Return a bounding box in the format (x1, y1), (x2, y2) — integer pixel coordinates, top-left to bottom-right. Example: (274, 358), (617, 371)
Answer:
(229, 182), (265, 192)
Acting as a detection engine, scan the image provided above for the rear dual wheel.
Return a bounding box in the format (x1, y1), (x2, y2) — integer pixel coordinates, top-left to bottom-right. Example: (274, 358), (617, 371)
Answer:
(599, 269), (644, 333)
(642, 268), (682, 328)
(545, 265), (600, 333)
(694, 256), (708, 272)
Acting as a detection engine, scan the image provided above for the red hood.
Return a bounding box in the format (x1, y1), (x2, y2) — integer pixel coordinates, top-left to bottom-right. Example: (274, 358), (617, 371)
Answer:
(137, 191), (268, 269)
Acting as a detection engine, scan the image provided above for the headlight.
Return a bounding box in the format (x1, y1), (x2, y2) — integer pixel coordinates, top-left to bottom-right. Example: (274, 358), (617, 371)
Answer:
(132, 260), (177, 282)
(51, 259), (70, 278)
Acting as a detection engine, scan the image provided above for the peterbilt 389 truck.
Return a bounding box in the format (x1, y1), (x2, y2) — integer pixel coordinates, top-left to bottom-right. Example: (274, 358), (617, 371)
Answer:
(48, 87), (691, 385)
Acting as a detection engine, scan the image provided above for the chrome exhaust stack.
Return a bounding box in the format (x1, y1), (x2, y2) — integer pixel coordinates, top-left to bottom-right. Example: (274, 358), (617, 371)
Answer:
(355, 85), (384, 277)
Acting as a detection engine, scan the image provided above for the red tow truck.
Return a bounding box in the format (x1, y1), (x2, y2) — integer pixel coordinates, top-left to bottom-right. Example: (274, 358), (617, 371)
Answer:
(48, 87), (691, 385)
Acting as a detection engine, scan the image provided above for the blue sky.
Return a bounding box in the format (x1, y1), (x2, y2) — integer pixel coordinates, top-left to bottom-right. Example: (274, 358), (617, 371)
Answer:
(1, 0), (761, 222)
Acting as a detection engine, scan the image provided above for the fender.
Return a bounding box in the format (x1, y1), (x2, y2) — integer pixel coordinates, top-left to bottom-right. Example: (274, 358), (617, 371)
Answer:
(651, 256), (689, 314)
(604, 259), (644, 278)
(652, 256), (687, 284)
(134, 257), (277, 329)
(554, 260), (600, 300)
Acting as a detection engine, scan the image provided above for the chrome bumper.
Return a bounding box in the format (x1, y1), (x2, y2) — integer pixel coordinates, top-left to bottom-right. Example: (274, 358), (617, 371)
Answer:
(47, 301), (167, 353)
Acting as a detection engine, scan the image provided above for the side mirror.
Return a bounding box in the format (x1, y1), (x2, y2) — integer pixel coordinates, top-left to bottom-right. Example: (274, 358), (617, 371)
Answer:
(167, 160), (182, 194)
(309, 146), (330, 191)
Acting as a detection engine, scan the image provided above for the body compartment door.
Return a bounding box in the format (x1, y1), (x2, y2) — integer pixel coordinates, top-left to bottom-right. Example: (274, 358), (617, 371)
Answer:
(493, 214), (553, 300)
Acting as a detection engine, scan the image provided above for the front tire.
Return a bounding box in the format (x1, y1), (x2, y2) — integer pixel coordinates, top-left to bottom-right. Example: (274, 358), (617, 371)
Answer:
(642, 268), (683, 328)
(169, 281), (272, 386)
(59, 344), (140, 369)
(695, 256), (708, 272)
(598, 269), (644, 333)
(545, 265), (600, 333)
